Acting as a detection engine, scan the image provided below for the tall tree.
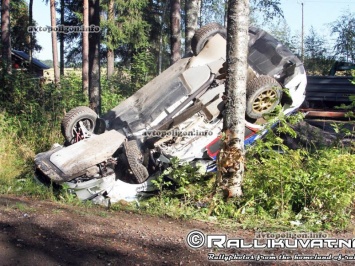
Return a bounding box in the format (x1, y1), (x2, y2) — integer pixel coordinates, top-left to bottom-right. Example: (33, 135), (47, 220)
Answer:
(199, 0), (226, 26)
(330, 12), (355, 62)
(266, 18), (298, 54)
(106, 0), (115, 78)
(250, 0), (282, 22)
(170, 0), (181, 64)
(150, 0), (169, 74)
(304, 26), (331, 75)
(89, 0), (101, 114)
(60, 0), (65, 75)
(199, 0), (282, 27)
(59, 0), (83, 65)
(28, 0), (33, 68)
(1, 0), (12, 73)
(218, 0), (249, 198)
(82, 0), (89, 95)
(50, 0), (60, 84)
(5, 0), (41, 54)
(185, 0), (199, 55)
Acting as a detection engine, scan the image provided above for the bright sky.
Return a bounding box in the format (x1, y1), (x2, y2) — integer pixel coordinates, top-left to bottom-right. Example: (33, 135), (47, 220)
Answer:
(28, 0), (355, 61)
(29, 0), (53, 60)
(279, 0), (354, 38)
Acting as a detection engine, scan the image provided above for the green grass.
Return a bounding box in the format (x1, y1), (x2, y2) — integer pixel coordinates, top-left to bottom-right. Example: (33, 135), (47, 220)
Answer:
(0, 70), (354, 232)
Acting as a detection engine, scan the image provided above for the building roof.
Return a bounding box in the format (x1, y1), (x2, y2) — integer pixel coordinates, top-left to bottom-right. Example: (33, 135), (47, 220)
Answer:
(12, 50), (50, 70)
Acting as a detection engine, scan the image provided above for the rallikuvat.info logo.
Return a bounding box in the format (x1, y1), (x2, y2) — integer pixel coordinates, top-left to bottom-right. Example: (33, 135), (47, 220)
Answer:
(186, 230), (355, 262)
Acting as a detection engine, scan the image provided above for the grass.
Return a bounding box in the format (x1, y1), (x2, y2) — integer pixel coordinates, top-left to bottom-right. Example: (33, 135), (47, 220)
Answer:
(0, 113), (25, 182)
(0, 71), (354, 233)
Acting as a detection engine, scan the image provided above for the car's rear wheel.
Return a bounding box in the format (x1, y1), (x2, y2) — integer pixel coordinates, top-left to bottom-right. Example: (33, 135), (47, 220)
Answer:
(122, 140), (149, 184)
(246, 75), (282, 119)
(61, 106), (97, 144)
(191, 23), (227, 55)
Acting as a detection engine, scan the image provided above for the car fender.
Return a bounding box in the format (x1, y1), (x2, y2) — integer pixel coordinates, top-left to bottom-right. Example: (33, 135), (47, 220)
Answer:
(50, 130), (125, 177)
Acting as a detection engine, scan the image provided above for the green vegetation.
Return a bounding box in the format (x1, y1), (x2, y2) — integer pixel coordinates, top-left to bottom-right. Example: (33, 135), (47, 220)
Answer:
(0, 70), (126, 197)
(0, 70), (354, 232)
(136, 113), (355, 231)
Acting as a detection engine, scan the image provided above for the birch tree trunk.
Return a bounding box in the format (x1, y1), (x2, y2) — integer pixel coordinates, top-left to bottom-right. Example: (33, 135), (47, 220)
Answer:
(185, 0), (199, 55)
(1, 0), (12, 73)
(88, 0), (101, 114)
(170, 0), (181, 65)
(218, 0), (249, 198)
(50, 0), (60, 85)
(82, 0), (89, 95)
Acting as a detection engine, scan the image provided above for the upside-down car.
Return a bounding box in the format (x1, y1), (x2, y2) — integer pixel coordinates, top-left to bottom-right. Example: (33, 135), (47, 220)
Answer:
(34, 23), (307, 204)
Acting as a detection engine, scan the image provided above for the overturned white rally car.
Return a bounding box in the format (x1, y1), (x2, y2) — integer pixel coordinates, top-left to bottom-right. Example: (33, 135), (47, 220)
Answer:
(34, 23), (307, 204)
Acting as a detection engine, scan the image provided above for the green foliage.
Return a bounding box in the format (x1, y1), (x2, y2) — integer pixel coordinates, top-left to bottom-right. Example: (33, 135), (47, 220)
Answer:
(0, 70), (126, 200)
(143, 159), (215, 220)
(304, 27), (335, 75)
(266, 19), (299, 55)
(131, 50), (156, 89)
(244, 147), (355, 230)
(100, 75), (126, 113)
(0, 71), (87, 152)
(137, 111), (355, 231)
(1, 0), (42, 53)
(200, 0), (227, 26)
(109, 91), (355, 231)
(330, 11), (355, 62)
(200, 0), (283, 26)
(250, 0), (284, 23)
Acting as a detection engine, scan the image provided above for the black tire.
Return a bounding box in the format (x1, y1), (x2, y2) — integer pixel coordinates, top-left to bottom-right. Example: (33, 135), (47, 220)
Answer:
(246, 75), (282, 119)
(61, 106), (97, 144)
(191, 23), (227, 56)
(123, 140), (149, 184)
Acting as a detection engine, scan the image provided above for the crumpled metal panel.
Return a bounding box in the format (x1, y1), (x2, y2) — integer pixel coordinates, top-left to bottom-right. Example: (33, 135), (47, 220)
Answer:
(50, 130), (125, 176)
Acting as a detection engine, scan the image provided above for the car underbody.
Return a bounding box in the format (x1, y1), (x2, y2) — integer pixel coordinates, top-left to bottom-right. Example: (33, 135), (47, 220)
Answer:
(34, 23), (307, 204)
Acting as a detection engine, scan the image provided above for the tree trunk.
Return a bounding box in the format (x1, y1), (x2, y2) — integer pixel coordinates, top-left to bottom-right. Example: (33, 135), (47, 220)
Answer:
(82, 0), (89, 95)
(1, 0), (12, 73)
(88, 0), (101, 114)
(60, 0), (65, 75)
(28, 0), (33, 70)
(224, 0), (228, 27)
(50, 0), (60, 85)
(106, 0), (114, 79)
(218, 0), (249, 198)
(158, 0), (168, 74)
(199, 0), (203, 27)
(170, 0), (181, 65)
(184, 0), (199, 55)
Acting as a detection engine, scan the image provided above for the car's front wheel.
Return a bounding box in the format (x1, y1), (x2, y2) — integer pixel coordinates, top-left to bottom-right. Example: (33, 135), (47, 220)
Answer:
(61, 106), (97, 144)
(246, 75), (282, 119)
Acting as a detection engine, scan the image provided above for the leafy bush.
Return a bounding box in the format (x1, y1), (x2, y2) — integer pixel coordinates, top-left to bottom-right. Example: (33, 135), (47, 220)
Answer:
(243, 147), (355, 230)
(0, 70), (126, 192)
(138, 111), (355, 231)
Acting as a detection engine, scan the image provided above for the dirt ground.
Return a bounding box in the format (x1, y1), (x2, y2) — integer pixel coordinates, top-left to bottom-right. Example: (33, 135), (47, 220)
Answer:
(1, 195), (355, 265)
